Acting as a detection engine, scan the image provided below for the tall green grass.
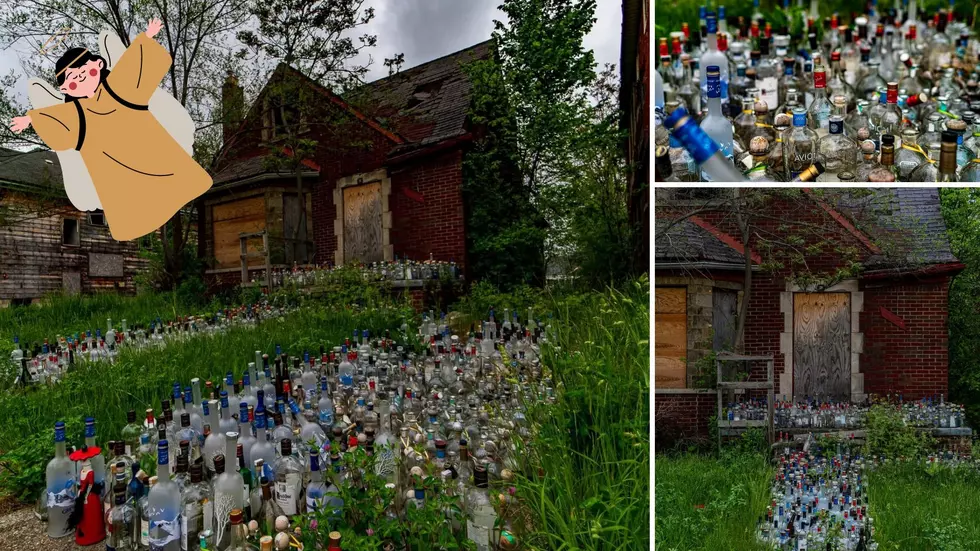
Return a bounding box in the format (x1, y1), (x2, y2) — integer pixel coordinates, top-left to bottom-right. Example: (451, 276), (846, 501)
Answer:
(655, 452), (772, 551)
(0, 291), (205, 347)
(0, 305), (409, 500)
(868, 462), (980, 551)
(493, 278), (650, 550)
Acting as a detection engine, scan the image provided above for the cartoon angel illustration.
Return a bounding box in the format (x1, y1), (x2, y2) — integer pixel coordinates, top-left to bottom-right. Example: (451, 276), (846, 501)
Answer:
(10, 19), (212, 241)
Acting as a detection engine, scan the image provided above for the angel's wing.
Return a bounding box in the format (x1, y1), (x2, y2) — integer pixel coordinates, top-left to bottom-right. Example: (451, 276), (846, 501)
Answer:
(26, 78), (102, 212)
(100, 30), (195, 155)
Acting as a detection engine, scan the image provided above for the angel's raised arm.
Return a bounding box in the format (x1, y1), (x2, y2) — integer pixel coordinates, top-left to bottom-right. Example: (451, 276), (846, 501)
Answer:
(27, 102), (82, 151)
(105, 31), (172, 107)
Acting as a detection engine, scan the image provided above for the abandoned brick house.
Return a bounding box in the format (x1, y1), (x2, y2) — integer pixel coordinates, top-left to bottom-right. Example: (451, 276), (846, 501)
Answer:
(201, 41), (492, 287)
(0, 149), (146, 303)
(654, 188), (965, 442)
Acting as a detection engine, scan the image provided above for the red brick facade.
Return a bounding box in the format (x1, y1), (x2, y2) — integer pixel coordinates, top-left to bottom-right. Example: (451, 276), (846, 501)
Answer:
(655, 192), (962, 444)
(655, 392), (716, 448)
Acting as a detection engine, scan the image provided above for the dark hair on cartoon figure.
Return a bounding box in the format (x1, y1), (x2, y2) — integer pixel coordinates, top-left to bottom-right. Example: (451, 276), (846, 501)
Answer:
(55, 47), (110, 102)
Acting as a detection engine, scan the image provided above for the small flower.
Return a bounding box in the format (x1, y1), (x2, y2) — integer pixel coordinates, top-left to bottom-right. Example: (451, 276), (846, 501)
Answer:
(367, 528), (375, 536)
(310, 519), (317, 531)
(695, 504), (705, 509)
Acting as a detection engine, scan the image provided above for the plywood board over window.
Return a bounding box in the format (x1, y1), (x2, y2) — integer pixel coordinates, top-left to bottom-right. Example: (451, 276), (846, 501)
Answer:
(655, 287), (687, 388)
(212, 196), (266, 269)
(793, 293), (851, 400)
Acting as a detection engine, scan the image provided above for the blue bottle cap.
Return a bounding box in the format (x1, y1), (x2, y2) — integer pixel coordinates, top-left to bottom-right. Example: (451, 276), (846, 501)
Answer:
(220, 391), (229, 408)
(666, 108), (720, 165)
(719, 5), (726, 18)
(255, 412), (266, 429)
(706, 13), (717, 34)
(54, 422), (66, 442)
(157, 440), (169, 464)
(202, 401), (210, 416)
(415, 489), (425, 500)
(699, 6), (706, 19)
(240, 402), (250, 419)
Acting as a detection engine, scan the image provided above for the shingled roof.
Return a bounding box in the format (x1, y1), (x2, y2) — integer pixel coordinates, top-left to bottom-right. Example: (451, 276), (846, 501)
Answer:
(655, 218), (746, 267)
(0, 148), (66, 197)
(355, 40), (492, 154)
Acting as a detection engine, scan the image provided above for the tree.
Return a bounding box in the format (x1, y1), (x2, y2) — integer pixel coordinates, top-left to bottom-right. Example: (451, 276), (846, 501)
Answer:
(0, 0), (251, 289)
(462, 0), (599, 287)
(236, 0), (381, 265)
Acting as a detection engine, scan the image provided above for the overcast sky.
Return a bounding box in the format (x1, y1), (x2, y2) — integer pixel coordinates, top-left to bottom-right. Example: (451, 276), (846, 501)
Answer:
(0, 0), (622, 103)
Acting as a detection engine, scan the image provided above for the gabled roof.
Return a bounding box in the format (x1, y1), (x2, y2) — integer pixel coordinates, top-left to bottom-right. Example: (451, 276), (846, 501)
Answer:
(0, 148), (66, 197)
(655, 218), (746, 267)
(354, 40), (492, 152)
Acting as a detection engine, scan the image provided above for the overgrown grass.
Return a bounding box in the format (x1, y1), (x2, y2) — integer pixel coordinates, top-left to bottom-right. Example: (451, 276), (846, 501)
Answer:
(654, 452), (773, 551)
(868, 462), (980, 551)
(0, 304), (410, 501)
(480, 278), (649, 550)
(0, 291), (206, 348)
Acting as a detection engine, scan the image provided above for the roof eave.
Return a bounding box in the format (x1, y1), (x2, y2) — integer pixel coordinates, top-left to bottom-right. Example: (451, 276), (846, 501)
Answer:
(207, 170), (320, 195)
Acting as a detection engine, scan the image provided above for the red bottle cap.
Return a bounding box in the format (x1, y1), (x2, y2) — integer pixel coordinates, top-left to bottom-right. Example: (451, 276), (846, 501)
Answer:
(813, 70), (827, 88)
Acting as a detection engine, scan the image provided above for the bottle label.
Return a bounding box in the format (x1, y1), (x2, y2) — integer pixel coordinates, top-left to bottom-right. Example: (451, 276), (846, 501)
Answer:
(140, 519), (150, 547)
(340, 374), (353, 387)
(275, 474), (302, 515)
(758, 77), (779, 110)
(319, 411), (334, 426)
(149, 514), (181, 549)
(203, 500), (213, 532)
(829, 119), (843, 134)
(46, 482), (76, 509)
(306, 489), (325, 511)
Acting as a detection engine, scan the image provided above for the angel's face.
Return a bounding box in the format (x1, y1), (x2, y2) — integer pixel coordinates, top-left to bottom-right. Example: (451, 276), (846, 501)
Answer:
(60, 59), (104, 98)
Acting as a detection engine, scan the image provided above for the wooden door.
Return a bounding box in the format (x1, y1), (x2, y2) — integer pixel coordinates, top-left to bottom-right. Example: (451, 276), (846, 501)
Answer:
(655, 287), (687, 388)
(793, 293), (850, 400)
(213, 197), (266, 269)
(283, 194), (309, 264)
(343, 182), (382, 264)
(712, 289), (738, 351)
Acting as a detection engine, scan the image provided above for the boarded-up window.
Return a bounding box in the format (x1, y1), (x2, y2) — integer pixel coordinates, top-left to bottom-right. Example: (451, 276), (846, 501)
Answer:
(713, 289), (738, 352)
(793, 293), (851, 400)
(62, 218), (79, 246)
(212, 197), (266, 268)
(655, 287), (687, 388)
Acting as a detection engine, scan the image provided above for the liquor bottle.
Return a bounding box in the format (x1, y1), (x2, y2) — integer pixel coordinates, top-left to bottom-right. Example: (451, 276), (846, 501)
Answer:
(107, 477), (137, 551)
(937, 130), (960, 182)
(787, 108), (819, 179)
(46, 421), (76, 538)
(181, 464), (210, 551)
(273, 439), (304, 516)
(236, 444), (253, 522)
(218, 392), (237, 437)
(254, 478), (283, 537)
(754, 40), (779, 111)
(84, 417), (107, 496)
(466, 465), (497, 551)
(699, 65), (735, 181)
(123, 410), (143, 459)
(734, 97), (758, 147)
(894, 129), (928, 180)
(944, 118), (973, 168)
(305, 448), (327, 513)
(700, 12), (729, 113)
(147, 441), (181, 551)
(875, 83), (904, 149)
(807, 66), (832, 137)
(249, 413), (275, 484)
(178, 414), (201, 465)
(926, 11), (954, 71)
(211, 453), (244, 549)
(868, 134), (899, 182)
(236, 404), (256, 477)
(663, 107), (744, 181)
(223, 509), (257, 551)
(855, 140), (882, 181)
(817, 115), (858, 181)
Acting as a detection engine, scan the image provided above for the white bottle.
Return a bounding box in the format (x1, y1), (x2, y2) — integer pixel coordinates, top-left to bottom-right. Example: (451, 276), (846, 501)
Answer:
(147, 440), (182, 551)
(46, 422), (76, 538)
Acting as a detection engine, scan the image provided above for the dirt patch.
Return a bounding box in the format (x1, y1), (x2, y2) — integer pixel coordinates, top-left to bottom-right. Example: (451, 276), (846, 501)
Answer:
(0, 506), (96, 551)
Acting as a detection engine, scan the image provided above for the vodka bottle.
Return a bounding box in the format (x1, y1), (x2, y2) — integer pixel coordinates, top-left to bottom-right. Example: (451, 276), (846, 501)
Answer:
(273, 439), (304, 516)
(305, 448), (327, 513)
(699, 13), (730, 113)
(180, 464), (210, 551)
(202, 400), (226, 477)
(46, 421), (76, 538)
(236, 403), (256, 478)
(249, 413), (275, 483)
(122, 410), (142, 459)
(107, 477), (136, 551)
(147, 441), (181, 551)
(807, 66), (832, 137)
(217, 392), (237, 436)
(817, 115), (858, 181)
(699, 66), (735, 181)
(225, 509), (257, 551)
(465, 466), (497, 551)
(211, 452), (243, 549)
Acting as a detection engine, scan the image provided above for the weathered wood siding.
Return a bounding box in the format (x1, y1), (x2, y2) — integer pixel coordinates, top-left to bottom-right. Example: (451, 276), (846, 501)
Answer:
(211, 195), (266, 269)
(655, 286), (687, 388)
(0, 192), (146, 301)
(793, 292), (851, 400)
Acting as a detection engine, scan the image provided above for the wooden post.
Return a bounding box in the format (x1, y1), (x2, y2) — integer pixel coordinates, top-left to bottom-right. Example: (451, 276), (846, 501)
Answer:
(240, 234), (249, 284)
(717, 356), (723, 453)
(263, 232), (271, 288)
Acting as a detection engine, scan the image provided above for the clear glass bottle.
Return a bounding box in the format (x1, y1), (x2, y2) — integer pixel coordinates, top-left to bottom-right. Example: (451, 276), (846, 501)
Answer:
(181, 464), (210, 551)
(855, 140), (882, 182)
(734, 97), (758, 148)
(225, 509), (257, 551)
(699, 12), (730, 114)
(305, 448), (327, 514)
(938, 130), (960, 182)
(917, 114), (945, 150)
(787, 108), (819, 179)
(465, 465), (497, 551)
(909, 142), (942, 181)
(273, 439), (304, 517)
(699, 65), (735, 181)
(147, 441), (181, 551)
(806, 66), (832, 137)
(107, 478), (136, 551)
(895, 128), (928, 181)
(869, 134), (900, 182)
(876, 83), (904, 148)
(211, 451), (244, 550)
(122, 410), (143, 459)
(46, 421), (76, 538)
(944, 118), (973, 168)
(845, 100), (872, 141)
(817, 115), (858, 181)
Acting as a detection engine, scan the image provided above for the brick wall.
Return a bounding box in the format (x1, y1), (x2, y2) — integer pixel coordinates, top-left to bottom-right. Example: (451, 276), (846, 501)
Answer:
(388, 149), (467, 269)
(655, 391), (716, 447)
(861, 277), (952, 398)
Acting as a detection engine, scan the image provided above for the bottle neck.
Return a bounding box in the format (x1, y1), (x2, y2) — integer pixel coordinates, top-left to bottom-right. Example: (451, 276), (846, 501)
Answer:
(55, 441), (66, 458)
(940, 144), (957, 175)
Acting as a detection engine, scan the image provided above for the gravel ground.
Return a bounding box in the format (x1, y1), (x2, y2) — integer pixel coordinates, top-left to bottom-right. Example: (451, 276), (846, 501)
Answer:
(0, 505), (96, 551)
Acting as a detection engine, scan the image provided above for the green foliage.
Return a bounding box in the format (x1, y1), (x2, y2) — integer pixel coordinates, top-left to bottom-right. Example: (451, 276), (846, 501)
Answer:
(655, 451), (773, 551)
(868, 461), (980, 551)
(299, 447), (475, 551)
(0, 305), (407, 499)
(939, 188), (980, 427)
(507, 278), (649, 550)
(863, 405), (935, 459)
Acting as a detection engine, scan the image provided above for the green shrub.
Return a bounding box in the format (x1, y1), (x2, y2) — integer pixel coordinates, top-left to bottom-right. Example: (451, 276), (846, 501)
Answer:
(863, 404), (935, 459)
